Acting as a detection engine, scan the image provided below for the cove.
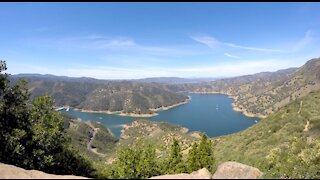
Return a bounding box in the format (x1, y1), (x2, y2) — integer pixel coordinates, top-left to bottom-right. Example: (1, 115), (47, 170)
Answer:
(60, 94), (260, 138)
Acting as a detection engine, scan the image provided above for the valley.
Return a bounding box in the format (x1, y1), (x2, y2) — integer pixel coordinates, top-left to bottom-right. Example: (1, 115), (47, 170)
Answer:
(50, 58), (319, 179)
(2, 3), (320, 179)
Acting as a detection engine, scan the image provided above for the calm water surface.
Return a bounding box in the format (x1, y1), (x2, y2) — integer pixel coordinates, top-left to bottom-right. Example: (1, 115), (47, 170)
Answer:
(60, 94), (259, 138)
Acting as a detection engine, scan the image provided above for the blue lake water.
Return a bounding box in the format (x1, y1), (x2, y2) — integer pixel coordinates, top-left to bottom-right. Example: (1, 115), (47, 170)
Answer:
(60, 94), (259, 138)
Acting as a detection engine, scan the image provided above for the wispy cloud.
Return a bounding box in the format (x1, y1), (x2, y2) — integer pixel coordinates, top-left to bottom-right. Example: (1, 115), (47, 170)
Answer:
(224, 53), (241, 59)
(27, 34), (204, 57)
(191, 34), (286, 52)
(56, 35), (136, 49)
(223, 43), (286, 52)
(293, 30), (314, 51)
(192, 30), (316, 53)
(190, 35), (220, 49)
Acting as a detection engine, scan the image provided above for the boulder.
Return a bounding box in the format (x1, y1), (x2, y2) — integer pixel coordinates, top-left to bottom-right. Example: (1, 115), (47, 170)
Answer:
(212, 161), (263, 179)
(150, 168), (211, 179)
(0, 163), (88, 179)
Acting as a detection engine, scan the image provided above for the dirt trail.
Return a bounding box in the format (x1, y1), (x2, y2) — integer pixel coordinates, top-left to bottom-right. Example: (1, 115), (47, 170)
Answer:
(85, 121), (106, 157)
(297, 100), (303, 114)
(303, 121), (310, 132)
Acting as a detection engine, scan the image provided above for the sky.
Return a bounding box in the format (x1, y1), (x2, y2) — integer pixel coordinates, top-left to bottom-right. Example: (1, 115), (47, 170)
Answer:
(1, 2), (320, 79)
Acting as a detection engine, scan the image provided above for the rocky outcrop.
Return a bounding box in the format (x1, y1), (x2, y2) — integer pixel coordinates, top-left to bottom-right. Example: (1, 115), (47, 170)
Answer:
(150, 162), (263, 179)
(0, 163), (88, 179)
(150, 168), (211, 179)
(212, 161), (263, 179)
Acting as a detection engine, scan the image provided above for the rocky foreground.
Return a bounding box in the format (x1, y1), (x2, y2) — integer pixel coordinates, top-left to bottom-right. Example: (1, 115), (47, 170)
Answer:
(150, 161), (263, 179)
(0, 163), (88, 179)
(0, 161), (263, 179)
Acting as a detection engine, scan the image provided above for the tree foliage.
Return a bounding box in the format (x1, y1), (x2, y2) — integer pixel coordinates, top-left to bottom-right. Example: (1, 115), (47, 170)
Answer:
(162, 138), (186, 174)
(0, 60), (95, 177)
(109, 142), (160, 179)
(0, 60), (30, 166)
(187, 134), (215, 172)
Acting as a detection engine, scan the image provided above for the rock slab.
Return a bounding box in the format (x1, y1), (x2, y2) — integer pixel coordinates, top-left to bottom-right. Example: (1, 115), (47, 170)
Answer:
(150, 168), (212, 179)
(212, 161), (263, 179)
(0, 163), (88, 179)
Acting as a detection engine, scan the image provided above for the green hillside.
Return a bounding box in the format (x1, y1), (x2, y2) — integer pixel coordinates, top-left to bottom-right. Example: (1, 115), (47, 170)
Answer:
(65, 117), (118, 161)
(178, 58), (320, 118)
(213, 90), (320, 178)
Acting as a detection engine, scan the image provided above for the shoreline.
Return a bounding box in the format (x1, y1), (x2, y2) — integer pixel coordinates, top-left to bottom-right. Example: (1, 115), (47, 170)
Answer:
(72, 96), (191, 118)
(231, 103), (267, 119)
(190, 91), (267, 119)
(76, 109), (158, 117)
(149, 96), (191, 111)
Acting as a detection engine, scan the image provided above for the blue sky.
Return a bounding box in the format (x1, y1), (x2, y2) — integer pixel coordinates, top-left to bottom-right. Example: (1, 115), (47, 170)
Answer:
(1, 2), (320, 79)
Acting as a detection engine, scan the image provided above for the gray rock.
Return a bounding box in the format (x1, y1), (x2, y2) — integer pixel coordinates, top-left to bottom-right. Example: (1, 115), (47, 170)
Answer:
(212, 161), (263, 179)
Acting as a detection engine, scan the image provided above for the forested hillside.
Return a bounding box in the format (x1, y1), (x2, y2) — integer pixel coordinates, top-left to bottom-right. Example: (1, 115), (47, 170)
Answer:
(12, 75), (189, 116)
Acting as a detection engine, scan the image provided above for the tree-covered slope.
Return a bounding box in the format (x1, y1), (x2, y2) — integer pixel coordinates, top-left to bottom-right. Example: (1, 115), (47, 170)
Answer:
(12, 75), (189, 115)
(213, 90), (320, 178)
(64, 116), (118, 160)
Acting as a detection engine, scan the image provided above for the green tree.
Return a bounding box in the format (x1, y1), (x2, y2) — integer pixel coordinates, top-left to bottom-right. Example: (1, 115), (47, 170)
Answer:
(187, 134), (215, 172)
(111, 143), (160, 179)
(0, 60), (95, 177)
(198, 134), (214, 171)
(0, 60), (31, 166)
(28, 96), (67, 169)
(137, 144), (160, 178)
(162, 138), (186, 174)
(187, 142), (200, 172)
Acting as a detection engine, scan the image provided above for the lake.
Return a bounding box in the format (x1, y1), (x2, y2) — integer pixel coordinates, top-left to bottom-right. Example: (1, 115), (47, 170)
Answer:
(60, 94), (260, 138)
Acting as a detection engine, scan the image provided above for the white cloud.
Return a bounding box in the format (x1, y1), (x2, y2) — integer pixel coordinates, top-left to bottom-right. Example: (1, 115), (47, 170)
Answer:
(191, 34), (286, 52)
(56, 35), (136, 49)
(224, 43), (286, 52)
(27, 34), (204, 57)
(192, 30), (316, 54)
(190, 35), (220, 49)
(224, 53), (241, 59)
(292, 30), (314, 51)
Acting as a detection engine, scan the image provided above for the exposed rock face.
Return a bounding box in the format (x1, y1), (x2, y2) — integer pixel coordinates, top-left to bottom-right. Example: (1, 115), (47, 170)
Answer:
(0, 163), (88, 179)
(150, 168), (211, 179)
(150, 162), (263, 179)
(212, 161), (263, 179)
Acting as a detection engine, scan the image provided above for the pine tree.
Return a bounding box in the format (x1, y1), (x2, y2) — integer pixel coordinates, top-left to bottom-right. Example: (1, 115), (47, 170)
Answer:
(163, 138), (186, 174)
(137, 144), (160, 178)
(187, 133), (215, 172)
(187, 142), (200, 173)
(198, 134), (215, 171)
(114, 147), (138, 179)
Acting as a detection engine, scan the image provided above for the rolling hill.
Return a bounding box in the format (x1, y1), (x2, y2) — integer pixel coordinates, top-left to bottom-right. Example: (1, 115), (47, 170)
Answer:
(12, 75), (189, 116)
(178, 58), (320, 118)
(212, 90), (320, 178)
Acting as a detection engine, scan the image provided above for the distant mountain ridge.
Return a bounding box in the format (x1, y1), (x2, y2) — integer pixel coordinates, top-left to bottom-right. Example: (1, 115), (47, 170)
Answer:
(178, 58), (320, 118)
(13, 74), (219, 84)
(12, 57), (320, 119)
(136, 77), (220, 84)
(11, 74), (189, 116)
